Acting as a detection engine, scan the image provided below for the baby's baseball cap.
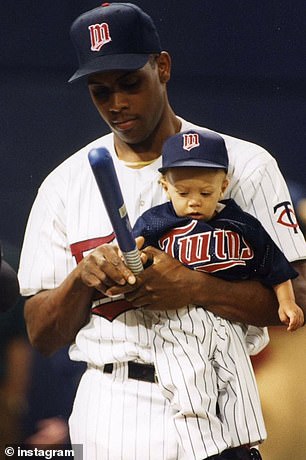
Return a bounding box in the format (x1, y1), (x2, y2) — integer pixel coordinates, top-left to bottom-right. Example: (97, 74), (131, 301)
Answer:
(69, 2), (162, 82)
(159, 130), (229, 173)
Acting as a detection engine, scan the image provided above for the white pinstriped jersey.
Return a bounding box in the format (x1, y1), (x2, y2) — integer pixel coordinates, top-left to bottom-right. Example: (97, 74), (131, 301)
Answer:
(151, 308), (266, 458)
(18, 118), (306, 459)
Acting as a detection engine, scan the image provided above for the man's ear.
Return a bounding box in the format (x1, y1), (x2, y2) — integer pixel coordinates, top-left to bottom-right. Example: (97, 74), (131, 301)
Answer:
(157, 52), (171, 83)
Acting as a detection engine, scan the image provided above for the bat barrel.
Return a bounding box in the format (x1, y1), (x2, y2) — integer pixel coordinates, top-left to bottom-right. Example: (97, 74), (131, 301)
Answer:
(88, 147), (143, 273)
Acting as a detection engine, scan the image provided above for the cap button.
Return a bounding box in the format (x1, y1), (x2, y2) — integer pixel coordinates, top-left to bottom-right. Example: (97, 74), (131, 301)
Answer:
(101, 3), (110, 6)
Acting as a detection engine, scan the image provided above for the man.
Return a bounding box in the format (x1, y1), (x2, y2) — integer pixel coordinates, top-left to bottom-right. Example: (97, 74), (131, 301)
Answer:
(18, 3), (306, 460)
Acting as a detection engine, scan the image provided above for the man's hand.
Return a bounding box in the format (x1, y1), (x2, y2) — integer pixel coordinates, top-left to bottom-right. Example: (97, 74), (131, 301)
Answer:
(24, 241), (139, 355)
(106, 245), (197, 309)
(79, 243), (137, 295)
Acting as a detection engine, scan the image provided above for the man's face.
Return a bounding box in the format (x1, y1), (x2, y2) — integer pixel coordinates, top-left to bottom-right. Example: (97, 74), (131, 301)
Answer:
(88, 57), (167, 146)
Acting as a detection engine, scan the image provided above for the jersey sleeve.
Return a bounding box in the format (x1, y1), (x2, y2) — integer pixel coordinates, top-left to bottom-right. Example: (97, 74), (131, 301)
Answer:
(132, 215), (147, 239)
(18, 180), (75, 297)
(251, 224), (299, 286)
(229, 152), (306, 263)
(223, 207), (300, 286)
(132, 214), (160, 249)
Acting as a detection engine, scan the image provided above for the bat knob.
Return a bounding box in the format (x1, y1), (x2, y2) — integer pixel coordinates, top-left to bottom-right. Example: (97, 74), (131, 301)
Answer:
(88, 147), (112, 168)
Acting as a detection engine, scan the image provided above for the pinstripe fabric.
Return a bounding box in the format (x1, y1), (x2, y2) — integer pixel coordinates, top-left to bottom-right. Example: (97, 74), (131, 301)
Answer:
(18, 118), (306, 459)
(69, 364), (181, 460)
(151, 308), (266, 458)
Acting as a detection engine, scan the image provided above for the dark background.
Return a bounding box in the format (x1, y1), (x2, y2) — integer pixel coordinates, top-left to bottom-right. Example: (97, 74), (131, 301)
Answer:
(0, 1), (305, 449)
(1, 0), (306, 256)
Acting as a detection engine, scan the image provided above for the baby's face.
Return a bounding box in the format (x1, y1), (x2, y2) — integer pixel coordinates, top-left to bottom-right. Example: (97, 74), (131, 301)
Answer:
(162, 167), (228, 221)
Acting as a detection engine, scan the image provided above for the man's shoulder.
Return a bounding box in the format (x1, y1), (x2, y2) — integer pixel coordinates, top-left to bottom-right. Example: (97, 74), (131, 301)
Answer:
(54, 132), (113, 172)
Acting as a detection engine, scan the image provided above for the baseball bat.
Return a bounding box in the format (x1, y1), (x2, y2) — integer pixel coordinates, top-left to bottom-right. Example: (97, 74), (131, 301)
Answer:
(88, 147), (143, 275)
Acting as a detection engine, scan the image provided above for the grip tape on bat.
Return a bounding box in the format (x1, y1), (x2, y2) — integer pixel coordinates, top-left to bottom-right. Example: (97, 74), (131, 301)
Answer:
(88, 147), (143, 274)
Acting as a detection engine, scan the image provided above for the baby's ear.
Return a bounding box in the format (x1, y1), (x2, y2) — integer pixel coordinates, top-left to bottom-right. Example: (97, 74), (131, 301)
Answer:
(159, 175), (168, 190)
(159, 176), (171, 200)
(222, 176), (230, 192)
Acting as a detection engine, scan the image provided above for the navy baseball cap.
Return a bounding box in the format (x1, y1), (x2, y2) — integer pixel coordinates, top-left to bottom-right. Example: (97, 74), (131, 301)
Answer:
(69, 3), (162, 82)
(159, 130), (229, 173)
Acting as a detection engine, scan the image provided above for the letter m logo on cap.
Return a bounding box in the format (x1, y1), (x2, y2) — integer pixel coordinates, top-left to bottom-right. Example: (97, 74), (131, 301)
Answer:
(182, 133), (200, 151)
(88, 23), (112, 52)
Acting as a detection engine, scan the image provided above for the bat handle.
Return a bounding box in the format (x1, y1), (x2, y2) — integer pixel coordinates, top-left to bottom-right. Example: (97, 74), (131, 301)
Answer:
(122, 248), (144, 275)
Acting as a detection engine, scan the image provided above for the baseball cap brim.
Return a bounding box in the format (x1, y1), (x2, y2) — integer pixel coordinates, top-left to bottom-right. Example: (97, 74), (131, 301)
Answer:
(69, 53), (150, 83)
(158, 159), (228, 173)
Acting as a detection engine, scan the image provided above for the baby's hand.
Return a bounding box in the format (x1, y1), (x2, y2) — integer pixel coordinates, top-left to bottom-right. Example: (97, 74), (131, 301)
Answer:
(135, 236), (151, 266)
(278, 301), (305, 332)
(117, 236), (148, 267)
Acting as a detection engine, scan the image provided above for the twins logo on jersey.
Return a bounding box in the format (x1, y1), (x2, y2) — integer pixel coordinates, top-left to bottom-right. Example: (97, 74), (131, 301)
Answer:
(70, 233), (115, 263)
(158, 221), (254, 273)
(88, 23), (112, 52)
(70, 233), (134, 321)
(274, 201), (299, 234)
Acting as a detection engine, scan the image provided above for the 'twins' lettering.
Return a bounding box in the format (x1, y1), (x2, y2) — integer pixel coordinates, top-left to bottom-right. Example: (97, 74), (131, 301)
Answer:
(159, 221), (254, 274)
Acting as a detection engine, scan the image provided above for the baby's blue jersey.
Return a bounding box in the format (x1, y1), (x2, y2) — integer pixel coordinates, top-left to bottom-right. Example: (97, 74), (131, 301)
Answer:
(133, 198), (297, 286)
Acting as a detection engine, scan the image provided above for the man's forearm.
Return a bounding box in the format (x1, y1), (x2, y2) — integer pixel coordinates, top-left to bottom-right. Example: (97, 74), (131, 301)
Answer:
(193, 259), (306, 326)
(24, 268), (94, 356)
(191, 272), (281, 326)
(24, 242), (145, 355)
